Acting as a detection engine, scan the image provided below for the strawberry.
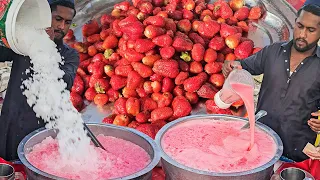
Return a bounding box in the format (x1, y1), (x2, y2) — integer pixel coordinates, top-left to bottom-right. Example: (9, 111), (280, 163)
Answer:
(209, 36), (226, 51)
(191, 43), (205, 62)
(205, 100), (232, 114)
(77, 68), (87, 78)
(220, 23), (237, 38)
(143, 81), (154, 94)
(137, 12), (147, 21)
(210, 73), (225, 88)
(151, 107), (174, 122)
(143, 15), (166, 27)
(138, 1), (154, 14)
(126, 97), (140, 116)
(234, 41), (254, 59)
(102, 115), (115, 124)
(107, 88), (121, 102)
(127, 8), (140, 17)
(234, 6), (250, 21)
(225, 33), (241, 49)
(94, 41), (105, 52)
(237, 21), (249, 32)
(136, 124), (157, 139)
(183, 9), (194, 20)
(122, 86), (138, 98)
(229, 0), (245, 11)
(221, 47), (234, 55)
(192, 20), (202, 32)
(115, 65), (133, 77)
(197, 83), (217, 99)
(216, 53), (225, 62)
(114, 1), (130, 11)
(136, 111), (151, 123)
(132, 62), (153, 78)
(177, 19), (192, 33)
(64, 29), (74, 41)
(121, 20), (144, 40)
(220, 2), (233, 19)
(173, 85), (185, 96)
(151, 92), (162, 102)
(127, 71), (144, 89)
(225, 53), (237, 60)
(190, 61), (203, 74)
(198, 20), (220, 38)
(104, 65), (115, 77)
(162, 77), (174, 92)
(134, 39), (156, 53)
(70, 92), (83, 112)
(205, 62), (223, 74)
(151, 81), (162, 93)
(102, 35), (118, 49)
(157, 11), (169, 18)
(79, 53), (90, 62)
(87, 34), (101, 44)
(253, 47), (262, 54)
(84, 87), (97, 101)
(175, 72), (189, 85)
(232, 99), (244, 109)
(184, 0), (195, 10)
(204, 48), (218, 63)
(110, 75), (127, 90)
(164, 18), (177, 32)
(178, 59), (190, 72)
(100, 14), (115, 26)
(185, 92), (199, 104)
(94, 94), (109, 106)
(124, 49), (145, 62)
(248, 6), (262, 20)
(92, 53), (107, 63)
(160, 46), (175, 59)
(113, 114), (131, 126)
(142, 54), (161, 66)
(71, 75), (85, 95)
(168, 10), (183, 20)
(136, 87), (148, 98)
(217, 17), (226, 24)
(82, 20), (100, 37)
(127, 39), (136, 49)
(172, 36), (193, 52)
(183, 75), (206, 92)
(88, 45), (98, 57)
(144, 25), (166, 39)
(82, 75), (91, 89)
(141, 97), (158, 111)
(152, 34), (173, 47)
(172, 96), (192, 119)
(153, 59), (179, 78)
(73, 42), (87, 53)
(114, 98), (128, 114)
(150, 73), (163, 82)
(88, 61), (105, 78)
(158, 92), (173, 108)
(195, 2), (206, 14)
(128, 121), (140, 129)
(94, 78), (110, 93)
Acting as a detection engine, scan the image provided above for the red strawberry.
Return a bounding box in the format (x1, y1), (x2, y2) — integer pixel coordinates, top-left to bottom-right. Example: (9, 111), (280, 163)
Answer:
(124, 49), (145, 62)
(173, 85), (185, 96)
(204, 48), (218, 63)
(127, 71), (144, 89)
(88, 45), (98, 57)
(134, 39), (156, 53)
(77, 67), (87, 78)
(142, 54), (161, 66)
(220, 23), (237, 38)
(84, 87), (97, 101)
(73, 42), (87, 53)
(151, 81), (162, 93)
(131, 62), (153, 78)
(253, 47), (262, 54)
(248, 6), (262, 20)
(234, 41), (254, 59)
(217, 53), (225, 62)
(141, 97), (158, 111)
(88, 61), (105, 78)
(128, 121), (140, 129)
(143, 81), (153, 94)
(162, 77), (174, 92)
(126, 97), (140, 116)
(172, 96), (192, 119)
(237, 21), (249, 32)
(229, 0), (245, 11)
(160, 46), (175, 59)
(191, 43), (205, 62)
(100, 14), (115, 26)
(64, 29), (74, 41)
(150, 73), (164, 82)
(82, 20), (100, 37)
(152, 34), (173, 47)
(183, 75), (205, 93)
(225, 53), (237, 60)
(138, 1), (153, 14)
(94, 41), (106, 52)
(189, 33), (205, 47)
(172, 36), (193, 52)
(114, 98), (128, 115)
(144, 25), (166, 39)
(168, 10), (183, 20)
(94, 78), (110, 93)
(113, 114), (131, 126)
(87, 34), (101, 44)
(164, 18), (177, 32)
(205, 62), (223, 74)
(195, 2), (206, 14)
(143, 15), (166, 27)
(210, 73), (225, 88)
(178, 59), (189, 72)
(206, 100), (230, 114)
(225, 33), (241, 49)
(102, 35), (118, 49)
(94, 94), (109, 106)
(177, 19), (192, 33)
(190, 61), (203, 74)
(192, 20), (202, 32)
(151, 120), (167, 130)
(220, 2), (233, 19)
(107, 88), (121, 102)
(234, 6), (250, 21)
(198, 20), (220, 38)
(121, 20), (145, 40)
(92, 53), (107, 63)
(197, 83), (217, 99)
(183, 9), (194, 20)
(115, 65), (133, 77)
(104, 65), (115, 77)
(151, 107), (174, 122)
(136, 124), (157, 139)
(184, 0), (195, 10)
(136, 87), (148, 98)
(175, 72), (189, 85)
(102, 115), (115, 124)
(71, 75), (85, 95)
(157, 92), (173, 108)
(122, 86), (138, 98)
(209, 36), (226, 51)
(153, 59), (179, 78)
(100, 29), (110, 40)
(185, 92), (199, 104)
(79, 53), (90, 62)
(136, 111), (151, 123)
(110, 75), (127, 90)
(70, 92), (83, 112)
(114, 1), (130, 11)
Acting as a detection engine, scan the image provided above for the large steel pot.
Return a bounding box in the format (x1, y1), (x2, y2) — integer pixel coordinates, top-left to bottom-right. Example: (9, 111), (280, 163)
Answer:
(17, 123), (161, 180)
(155, 114), (283, 180)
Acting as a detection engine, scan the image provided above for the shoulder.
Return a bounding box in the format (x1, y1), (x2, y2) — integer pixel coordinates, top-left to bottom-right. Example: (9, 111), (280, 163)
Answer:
(60, 43), (79, 62)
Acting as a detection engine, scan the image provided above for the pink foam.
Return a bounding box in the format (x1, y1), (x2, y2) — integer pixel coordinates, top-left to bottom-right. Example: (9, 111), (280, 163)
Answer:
(162, 120), (276, 173)
(26, 135), (151, 179)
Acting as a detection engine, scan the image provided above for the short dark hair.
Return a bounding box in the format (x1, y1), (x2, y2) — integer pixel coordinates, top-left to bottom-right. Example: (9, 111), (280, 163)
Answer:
(50, 1), (76, 17)
(297, 4), (320, 17)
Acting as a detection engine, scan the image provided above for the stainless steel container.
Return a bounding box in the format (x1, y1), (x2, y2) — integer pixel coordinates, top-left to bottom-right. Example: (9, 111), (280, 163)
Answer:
(155, 114), (283, 180)
(17, 123), (161, 180)
(280, 168), (306, 180)
(0, 163), (15, 180)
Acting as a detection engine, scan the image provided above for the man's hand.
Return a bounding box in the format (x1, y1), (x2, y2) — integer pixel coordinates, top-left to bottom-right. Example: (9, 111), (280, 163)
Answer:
(222, 60), (242, 77)
(308, 111), (320, 133)
(45, 27), (54, 41)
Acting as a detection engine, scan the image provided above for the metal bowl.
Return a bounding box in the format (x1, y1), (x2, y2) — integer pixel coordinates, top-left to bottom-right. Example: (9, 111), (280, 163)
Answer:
(17, 123), (161, 180)
(155, 114), (283, 180)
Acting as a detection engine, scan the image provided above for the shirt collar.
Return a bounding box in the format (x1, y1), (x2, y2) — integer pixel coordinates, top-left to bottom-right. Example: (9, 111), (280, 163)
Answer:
(281, 40), (320, 58)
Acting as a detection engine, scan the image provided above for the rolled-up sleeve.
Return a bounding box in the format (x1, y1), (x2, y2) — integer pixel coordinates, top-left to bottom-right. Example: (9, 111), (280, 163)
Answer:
(0, 46), (15, 62)
(60, 48), (79, 90)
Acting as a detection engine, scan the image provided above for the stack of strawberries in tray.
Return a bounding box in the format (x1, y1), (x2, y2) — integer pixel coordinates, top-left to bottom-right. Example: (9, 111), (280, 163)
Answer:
(65, 0), (263, 139)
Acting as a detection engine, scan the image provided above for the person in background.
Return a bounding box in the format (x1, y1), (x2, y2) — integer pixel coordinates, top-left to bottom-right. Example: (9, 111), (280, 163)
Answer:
(222, 4), (320, 162)
(304, 0), (320, 6)
(0, 0), (79, 161)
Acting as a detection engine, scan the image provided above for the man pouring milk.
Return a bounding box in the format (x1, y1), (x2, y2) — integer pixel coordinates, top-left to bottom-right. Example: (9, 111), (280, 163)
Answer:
(223, 4), (320, 162)
(0, 0), (79, 161)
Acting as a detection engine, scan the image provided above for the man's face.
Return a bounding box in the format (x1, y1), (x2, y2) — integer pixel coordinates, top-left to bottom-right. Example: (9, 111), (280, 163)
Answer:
(293, 10), (320, 52)
(51, 5), (74, 43)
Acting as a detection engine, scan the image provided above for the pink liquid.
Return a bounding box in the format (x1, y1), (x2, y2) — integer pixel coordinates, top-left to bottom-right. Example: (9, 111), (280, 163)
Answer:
(26, 135), (151, 179)
(230, 83), (255, 150)
(162, 120), (276, 173)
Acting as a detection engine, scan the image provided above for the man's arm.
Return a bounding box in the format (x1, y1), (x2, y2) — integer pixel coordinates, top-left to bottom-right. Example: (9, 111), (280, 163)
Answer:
(0, 46), (15, 62)
(61, 49), (79, 90)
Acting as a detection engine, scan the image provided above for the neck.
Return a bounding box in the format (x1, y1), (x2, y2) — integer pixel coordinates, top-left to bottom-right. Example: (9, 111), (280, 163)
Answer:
(291, 45), (316, 57)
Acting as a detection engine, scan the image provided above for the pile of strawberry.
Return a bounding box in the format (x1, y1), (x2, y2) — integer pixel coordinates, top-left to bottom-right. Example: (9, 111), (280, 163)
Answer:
(65, 0), (263, 139)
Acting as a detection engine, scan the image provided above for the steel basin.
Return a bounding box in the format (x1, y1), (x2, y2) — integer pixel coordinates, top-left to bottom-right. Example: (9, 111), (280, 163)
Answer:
(155, 114), (283, 180)
(17, 123), (161, 180)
